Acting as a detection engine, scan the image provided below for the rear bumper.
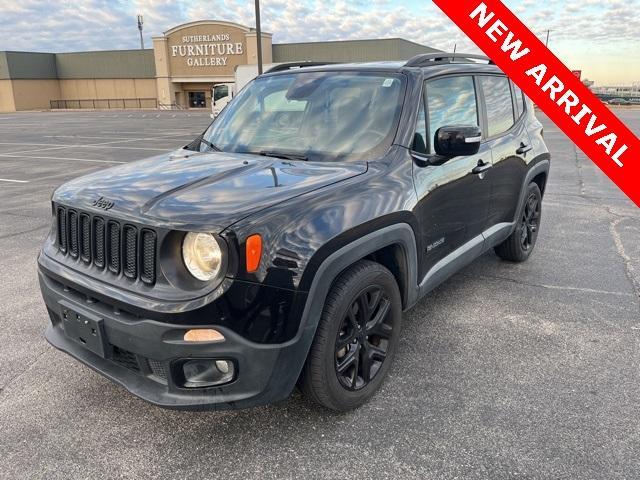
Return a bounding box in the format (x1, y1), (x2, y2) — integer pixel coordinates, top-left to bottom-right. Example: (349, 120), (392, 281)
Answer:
(39, 268), (308, 411)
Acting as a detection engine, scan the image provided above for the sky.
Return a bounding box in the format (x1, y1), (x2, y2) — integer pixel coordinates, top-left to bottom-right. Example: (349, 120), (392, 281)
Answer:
(0, 0), (638, 85)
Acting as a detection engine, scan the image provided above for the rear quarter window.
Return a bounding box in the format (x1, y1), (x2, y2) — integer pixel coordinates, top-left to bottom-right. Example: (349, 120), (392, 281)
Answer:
(512, 83), (526, 118)
(479, 76), (515, 137)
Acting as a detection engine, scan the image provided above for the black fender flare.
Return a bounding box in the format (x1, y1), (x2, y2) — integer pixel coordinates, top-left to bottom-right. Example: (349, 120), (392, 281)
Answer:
(264, 223), (419, 401)
(301, 223), (419, 321)
(511, 157), (550, 229)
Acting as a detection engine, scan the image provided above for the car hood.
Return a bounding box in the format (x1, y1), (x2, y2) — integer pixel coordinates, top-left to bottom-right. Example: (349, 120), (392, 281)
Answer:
(53, 149), (368, 230)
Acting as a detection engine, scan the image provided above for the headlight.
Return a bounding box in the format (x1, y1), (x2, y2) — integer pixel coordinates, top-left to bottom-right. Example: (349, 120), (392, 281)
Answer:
(182, 232), (223, 281)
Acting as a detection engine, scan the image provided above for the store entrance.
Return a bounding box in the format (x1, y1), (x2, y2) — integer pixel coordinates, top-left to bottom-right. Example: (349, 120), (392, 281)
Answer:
(188, 91), (207, 108)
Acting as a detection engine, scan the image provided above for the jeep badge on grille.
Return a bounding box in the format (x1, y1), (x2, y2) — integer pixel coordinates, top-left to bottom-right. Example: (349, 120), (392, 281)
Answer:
(92, 196), (114, 211)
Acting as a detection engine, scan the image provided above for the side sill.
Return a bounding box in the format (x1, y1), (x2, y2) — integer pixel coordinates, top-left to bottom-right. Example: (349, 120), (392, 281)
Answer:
(417, 222), (514, 298)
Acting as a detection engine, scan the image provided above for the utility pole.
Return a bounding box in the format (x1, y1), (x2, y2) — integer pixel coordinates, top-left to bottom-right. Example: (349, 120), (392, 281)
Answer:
(545, 29), (550, 47)
(137, 15), (144, 50)
(255, 0), (263, 74)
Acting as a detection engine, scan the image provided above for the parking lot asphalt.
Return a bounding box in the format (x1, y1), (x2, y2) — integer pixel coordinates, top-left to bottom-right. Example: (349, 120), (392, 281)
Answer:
(0, 109), (638, 480)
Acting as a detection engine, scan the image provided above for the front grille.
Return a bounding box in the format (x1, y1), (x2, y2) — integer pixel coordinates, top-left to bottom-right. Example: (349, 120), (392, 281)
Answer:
(107, 221), (121, 274)
(56, 207), (67, 253)
(123, 226), (137, 279)
(68, 211), (79, 258)
(93, 217), (105, 268)
(111, 346), (140, 372)
(55, 205), (157, 285)
(141, 230), (157, 284)
(111, 348), (169, 385)
(147, 359), (168, 383)
(80, 214), (91, 262)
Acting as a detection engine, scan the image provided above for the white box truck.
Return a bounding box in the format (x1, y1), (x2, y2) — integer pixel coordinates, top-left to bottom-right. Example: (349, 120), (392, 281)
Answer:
(210, 63), (280, 118)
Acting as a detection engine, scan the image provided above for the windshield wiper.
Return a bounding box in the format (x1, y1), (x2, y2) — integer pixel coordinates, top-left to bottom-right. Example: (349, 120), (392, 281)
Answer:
(259, 150), (308, 161)
(196, 135), (221, 152)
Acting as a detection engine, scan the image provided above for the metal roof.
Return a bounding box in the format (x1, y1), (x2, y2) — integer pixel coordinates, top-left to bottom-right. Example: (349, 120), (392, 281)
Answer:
(273, 38), (441, 64)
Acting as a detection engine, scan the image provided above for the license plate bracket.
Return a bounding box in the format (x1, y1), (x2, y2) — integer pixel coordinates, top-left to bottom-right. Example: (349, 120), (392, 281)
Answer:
(60, 301), (107, 358)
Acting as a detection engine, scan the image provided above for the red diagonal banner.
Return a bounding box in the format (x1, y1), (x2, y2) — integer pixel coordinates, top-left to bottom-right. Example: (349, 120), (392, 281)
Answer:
(433, 0), (640, 208)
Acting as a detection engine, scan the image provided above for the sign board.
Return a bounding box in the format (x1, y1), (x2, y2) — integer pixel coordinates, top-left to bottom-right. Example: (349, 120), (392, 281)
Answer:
(166, 22), (249, 77)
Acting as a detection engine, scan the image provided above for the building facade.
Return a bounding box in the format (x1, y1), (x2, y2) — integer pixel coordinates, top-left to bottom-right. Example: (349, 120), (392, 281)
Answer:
(0, 20), (439, 112)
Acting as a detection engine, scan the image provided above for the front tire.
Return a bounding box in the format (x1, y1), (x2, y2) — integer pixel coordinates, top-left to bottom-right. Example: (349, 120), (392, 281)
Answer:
(494, 182), (542, 262)
(300, 260), (402, 411)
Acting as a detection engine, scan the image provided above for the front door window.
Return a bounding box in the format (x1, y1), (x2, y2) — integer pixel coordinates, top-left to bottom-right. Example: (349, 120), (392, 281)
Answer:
(426, 76), (479, 152)
(188, 92), (206, 108)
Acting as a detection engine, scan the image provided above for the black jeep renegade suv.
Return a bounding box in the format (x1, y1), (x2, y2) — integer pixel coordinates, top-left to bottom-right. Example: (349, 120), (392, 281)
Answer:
(38, 54), (550, 411)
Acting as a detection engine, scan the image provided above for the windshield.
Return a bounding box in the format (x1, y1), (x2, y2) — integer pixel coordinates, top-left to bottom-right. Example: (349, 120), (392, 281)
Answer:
(201, 71), (406, 161)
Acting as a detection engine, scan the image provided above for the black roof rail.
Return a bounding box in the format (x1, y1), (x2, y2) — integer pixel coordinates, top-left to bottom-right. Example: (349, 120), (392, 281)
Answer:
(404, 53), (494, 68)
(264, 62), (337, 73)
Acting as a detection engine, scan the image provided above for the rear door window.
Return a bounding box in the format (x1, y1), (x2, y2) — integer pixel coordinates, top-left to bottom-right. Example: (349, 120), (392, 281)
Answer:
(479, 76), (515, 137)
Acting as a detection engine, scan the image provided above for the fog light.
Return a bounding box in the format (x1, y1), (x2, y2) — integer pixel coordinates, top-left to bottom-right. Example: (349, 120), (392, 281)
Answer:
(215, 360), (230, 374)
(182, 359), (235, 388)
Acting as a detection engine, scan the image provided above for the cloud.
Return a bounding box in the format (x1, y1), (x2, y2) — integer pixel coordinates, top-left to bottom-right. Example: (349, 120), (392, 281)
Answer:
(0, 0), (637, 84)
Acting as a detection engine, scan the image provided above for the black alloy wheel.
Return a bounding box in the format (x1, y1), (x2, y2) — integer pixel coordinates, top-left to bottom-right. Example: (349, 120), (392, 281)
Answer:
(520, 191), (541, 251)
(299, 260), (402, 411)
(334, 285), (393, 391)
(494, 182), (543, 263)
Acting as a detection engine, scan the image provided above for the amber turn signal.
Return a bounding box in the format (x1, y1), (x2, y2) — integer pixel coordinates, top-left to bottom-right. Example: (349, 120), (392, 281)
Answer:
(246, 234), (262, 273)
(183, 329), (225, 343)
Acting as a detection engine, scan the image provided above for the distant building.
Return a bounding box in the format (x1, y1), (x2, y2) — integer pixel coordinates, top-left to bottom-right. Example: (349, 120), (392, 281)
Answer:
(590, 84), (640, 102)
(0, 20), (440, 112)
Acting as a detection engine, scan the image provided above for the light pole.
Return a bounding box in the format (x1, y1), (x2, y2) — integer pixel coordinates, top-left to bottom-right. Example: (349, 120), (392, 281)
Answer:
(545, 29), (550, 47)
(137, 15), (144, 50)
(255, 0), (263, 74)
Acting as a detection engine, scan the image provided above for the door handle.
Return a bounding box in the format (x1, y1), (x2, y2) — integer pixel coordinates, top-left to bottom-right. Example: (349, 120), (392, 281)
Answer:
(516, 142), (533, 155)
(472, 160), (492, 174)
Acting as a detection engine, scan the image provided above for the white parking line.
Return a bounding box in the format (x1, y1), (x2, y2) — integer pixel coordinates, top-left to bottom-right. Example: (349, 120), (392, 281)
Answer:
(14, 167), (104, 184)
(0, 145), (71, 155)
(0, 123), (52, 127)
(0, 153), (125, 164)
(0, 142), (171, 154)
(0, 178), (29, 183)
(98, 130), (198, 135)
(44, 134), (194, 141)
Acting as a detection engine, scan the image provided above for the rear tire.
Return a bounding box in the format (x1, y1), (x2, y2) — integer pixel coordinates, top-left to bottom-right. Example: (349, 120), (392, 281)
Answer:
(494, 182), (542, 262)
(300, 260), (402, 412)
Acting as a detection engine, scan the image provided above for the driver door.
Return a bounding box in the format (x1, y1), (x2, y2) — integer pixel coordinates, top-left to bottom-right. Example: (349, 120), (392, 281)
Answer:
(412, 75), (492, 277)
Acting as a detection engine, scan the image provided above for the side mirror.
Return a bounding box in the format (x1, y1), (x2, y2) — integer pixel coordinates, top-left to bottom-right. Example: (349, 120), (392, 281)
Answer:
(434, 125), (482, 157)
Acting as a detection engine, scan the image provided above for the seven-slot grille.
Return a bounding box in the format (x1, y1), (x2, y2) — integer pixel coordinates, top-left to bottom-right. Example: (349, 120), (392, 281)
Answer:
(55, 206), (157, 285)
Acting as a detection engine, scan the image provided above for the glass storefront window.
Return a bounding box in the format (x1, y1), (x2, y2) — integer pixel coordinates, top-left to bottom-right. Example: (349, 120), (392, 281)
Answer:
(188, 92), (207, 108)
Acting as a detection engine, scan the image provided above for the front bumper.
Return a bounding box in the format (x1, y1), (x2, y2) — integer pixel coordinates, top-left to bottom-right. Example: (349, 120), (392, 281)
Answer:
(39, 268), (308, 411)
